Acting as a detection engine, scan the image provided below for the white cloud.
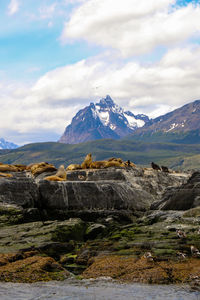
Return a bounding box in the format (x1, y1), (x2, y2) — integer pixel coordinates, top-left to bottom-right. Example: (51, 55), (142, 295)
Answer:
(8, 0), (19, 15)
(61, 0), (200, 57)
(1, 45), (200, 144)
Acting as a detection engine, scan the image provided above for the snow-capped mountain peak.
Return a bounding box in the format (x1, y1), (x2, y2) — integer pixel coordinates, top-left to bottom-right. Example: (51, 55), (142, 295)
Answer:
(93, 95), (147, 131)
(59, 95), (149, 144)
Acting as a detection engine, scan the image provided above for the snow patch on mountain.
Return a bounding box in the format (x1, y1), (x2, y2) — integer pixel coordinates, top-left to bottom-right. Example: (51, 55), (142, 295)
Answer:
(93, 96), (146, 130)
(0, 138), (18, 150)
(124, 113), (145, 129)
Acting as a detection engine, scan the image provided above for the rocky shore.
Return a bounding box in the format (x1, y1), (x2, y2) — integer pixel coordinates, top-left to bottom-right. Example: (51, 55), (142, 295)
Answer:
(0, 166), (200, 288)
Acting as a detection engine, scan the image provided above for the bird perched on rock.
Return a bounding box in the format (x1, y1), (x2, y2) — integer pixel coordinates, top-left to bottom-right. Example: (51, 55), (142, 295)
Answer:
(177, 252), (187, 259)
(151, 162), (161, 171)
(176, 229), (187, 239)
(191, 245), (200, 257)
(143, 252), (154, 262)
(161, 166), (169, 173)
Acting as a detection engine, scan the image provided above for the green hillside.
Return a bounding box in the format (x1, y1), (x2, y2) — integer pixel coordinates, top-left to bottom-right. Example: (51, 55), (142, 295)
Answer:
(127, 130), (200, 144)
(0, 139), (200, 170)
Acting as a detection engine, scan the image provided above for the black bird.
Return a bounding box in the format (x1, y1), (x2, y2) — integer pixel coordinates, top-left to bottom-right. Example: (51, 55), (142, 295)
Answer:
(161, 166), (169, 173)
(151, 162), (161, 171)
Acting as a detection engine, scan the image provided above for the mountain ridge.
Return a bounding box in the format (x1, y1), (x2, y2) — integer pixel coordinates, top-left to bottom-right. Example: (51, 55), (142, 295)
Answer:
(59, 95), (149, 144)
(128, 99), (200, 144)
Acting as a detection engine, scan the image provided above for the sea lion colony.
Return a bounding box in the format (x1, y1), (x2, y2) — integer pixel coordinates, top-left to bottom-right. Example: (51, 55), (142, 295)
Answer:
(0, 154), (170, 181)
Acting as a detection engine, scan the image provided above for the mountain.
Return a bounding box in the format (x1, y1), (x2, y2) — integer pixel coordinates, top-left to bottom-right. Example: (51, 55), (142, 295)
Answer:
(129, 100), (200, 144)
(59, 95), (149, 144)
(0, 138), (18, 150)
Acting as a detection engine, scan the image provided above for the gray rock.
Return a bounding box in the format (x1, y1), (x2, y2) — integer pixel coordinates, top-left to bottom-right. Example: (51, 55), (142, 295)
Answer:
(38, 180), (153, 211)
(67, 169), (126, 181)
(0, 173), (39, 208)
(152, 172), (200, 210)
(0, 168), (189, 221)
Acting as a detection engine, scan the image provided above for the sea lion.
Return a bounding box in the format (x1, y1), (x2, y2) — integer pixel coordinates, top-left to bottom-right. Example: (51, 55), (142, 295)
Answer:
(0, 164), (18, 172)
(44, 165), (67, 181)
(90, 161), (107, 169)
(66, 164), (82, 171)
(14, 164), (27, 171)
(0, 172), (13, 178)
(108, 157), (123, 163)
(125, 160), (136, 167)
(81, 153), (92, 169)
(29, 162), (57, 176)
(104, 160), (125, 168)
(55, 165), (67, 180)
(43, 176), (65, 182)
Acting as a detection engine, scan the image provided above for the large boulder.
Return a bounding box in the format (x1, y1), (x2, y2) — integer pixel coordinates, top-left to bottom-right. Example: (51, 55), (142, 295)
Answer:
(38, 180), (153, 212)
(0, 173), (39, 208)
(152, 172), (200, 210)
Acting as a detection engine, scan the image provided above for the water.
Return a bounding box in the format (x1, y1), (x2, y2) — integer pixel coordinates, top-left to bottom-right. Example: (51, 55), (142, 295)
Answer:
(0, 278), (199, 300)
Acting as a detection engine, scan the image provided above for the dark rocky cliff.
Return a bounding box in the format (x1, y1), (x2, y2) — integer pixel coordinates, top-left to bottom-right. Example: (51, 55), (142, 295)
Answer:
(0, 167), (189, 223)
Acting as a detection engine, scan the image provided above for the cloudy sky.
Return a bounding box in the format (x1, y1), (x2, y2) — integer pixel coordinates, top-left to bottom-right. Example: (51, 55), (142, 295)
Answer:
(1, 0), (200, 145)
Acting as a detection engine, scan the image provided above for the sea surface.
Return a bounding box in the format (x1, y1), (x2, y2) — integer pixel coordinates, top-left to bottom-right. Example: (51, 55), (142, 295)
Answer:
(0, 278), (199, 300)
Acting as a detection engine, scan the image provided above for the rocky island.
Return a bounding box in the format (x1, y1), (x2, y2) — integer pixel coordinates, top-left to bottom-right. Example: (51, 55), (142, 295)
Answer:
(0, 158), (199, 288)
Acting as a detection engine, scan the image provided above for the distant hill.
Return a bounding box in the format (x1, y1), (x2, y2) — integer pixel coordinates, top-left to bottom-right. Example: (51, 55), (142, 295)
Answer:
(0, 138), (18, 150)
(129, 100), (200, 144)
(59, 95), (149, 144)
(0, 140), (200, 171)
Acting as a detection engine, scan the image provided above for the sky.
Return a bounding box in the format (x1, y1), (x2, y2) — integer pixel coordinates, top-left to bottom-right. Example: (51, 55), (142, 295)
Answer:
(1, 0), (200, 145)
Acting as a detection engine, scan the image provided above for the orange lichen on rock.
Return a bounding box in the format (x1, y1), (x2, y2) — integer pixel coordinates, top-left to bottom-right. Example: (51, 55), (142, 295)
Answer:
(0, 252), (69, 283)
(83, 255), (200, 284)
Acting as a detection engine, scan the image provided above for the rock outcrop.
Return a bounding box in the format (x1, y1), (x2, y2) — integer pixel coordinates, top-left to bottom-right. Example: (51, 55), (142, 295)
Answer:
(0, 168), (189, 222)
(152, 171), (200, 210)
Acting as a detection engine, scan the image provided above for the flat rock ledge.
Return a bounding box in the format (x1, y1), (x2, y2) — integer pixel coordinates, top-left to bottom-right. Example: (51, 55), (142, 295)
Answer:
(0, 167), (189, 223)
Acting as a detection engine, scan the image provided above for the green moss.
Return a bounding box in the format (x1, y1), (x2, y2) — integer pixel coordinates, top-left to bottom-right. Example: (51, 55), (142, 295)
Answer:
(0, 205), (23, 226)
(52, 220), (86, 242)
(153, 249), (176, 256)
